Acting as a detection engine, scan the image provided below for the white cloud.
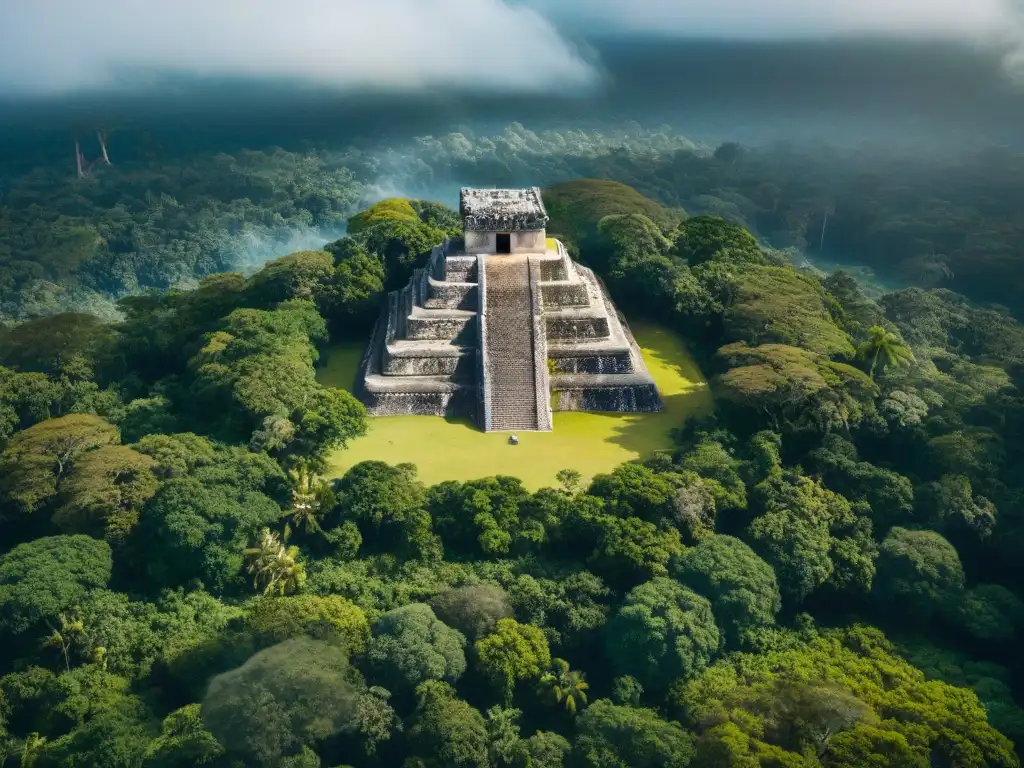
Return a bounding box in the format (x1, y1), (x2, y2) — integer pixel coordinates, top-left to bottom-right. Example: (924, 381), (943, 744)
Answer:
(2, 0), (1023, 96)
(0, 0), (597, 95)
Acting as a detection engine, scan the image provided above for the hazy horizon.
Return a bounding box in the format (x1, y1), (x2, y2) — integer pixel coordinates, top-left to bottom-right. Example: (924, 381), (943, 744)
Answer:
(0, 37), (1022, 178)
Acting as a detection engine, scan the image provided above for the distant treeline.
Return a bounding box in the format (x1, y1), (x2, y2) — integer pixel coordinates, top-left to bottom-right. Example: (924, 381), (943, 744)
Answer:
(3, 122), (1022, 325)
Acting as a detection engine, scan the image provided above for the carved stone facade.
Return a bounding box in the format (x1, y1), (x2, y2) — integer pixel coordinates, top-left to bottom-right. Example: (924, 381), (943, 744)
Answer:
(352, 188), (661, 431)
(460, 188), (549, 255)
(460, 187), (548, 231)
(465, 229), (546, 255)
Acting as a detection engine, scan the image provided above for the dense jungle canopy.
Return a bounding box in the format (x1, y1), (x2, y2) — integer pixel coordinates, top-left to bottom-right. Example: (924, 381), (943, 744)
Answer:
(1, 123), (1024, 768)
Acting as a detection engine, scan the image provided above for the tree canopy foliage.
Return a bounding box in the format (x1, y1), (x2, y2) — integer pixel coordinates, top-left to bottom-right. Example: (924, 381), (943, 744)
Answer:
(0, 147), (1023, 767)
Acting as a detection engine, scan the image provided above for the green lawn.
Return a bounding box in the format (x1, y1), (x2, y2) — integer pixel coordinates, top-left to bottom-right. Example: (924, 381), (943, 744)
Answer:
(316, 322), (711, 490)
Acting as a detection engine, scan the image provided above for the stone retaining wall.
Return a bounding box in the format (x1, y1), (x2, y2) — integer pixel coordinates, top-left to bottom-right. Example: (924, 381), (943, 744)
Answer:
(395, 284), (411, 339)
(539, 259), (567, 281)
(361, 390), (472, 417)
(382, 354), (465, 377)
(445, 256), (477, 282)
(426, 278), (477, 310)
(382, 291), (402, 355)
(540, 281), (590, 307)
(549, 352), (632, 374)
(528, 258), (553, 432)
(415, 269), (428, 308)
(546, 315), (610, 342)
(428, 242), (446, 279)
(354, 300), (390, 400)
(406, 314), (475, 341)
(552, 383), (661, 412)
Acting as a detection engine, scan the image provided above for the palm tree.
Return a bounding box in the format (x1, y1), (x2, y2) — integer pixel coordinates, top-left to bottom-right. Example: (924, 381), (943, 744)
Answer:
(538, 658), (589, 715)
(289, 463), (330, 534)
(20, 733), (47, 768)
(856, 325), (914, 380)
(43, 612), (84, 672)
(244, 527), (306, 596)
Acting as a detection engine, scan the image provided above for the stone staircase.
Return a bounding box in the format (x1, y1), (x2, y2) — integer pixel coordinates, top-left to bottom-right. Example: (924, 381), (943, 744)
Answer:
(356, 233), (659, 424)
(483, 257), (543, 431)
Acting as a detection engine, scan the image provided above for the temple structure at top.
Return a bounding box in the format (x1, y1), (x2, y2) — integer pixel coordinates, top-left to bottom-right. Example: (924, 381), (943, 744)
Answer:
(354, 187), (662, 432)
(461, 187), (549, 255)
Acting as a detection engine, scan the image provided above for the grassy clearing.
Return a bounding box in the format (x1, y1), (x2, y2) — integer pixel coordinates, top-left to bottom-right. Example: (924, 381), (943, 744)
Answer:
(317, 321), (711, 490)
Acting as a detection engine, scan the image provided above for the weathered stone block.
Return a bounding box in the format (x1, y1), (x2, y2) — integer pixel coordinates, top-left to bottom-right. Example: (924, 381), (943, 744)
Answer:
(426, 280), (477, 310)
(546, 315), (611, 342)
(550, 353), (633, 374)
(406, 315), (475, 342)
(444, 256), (477, 282)
(553, 384), (662, 412)
(382, 354), (467, 377)
(541, 282), (590, 307)
(539, 260), (567, 281)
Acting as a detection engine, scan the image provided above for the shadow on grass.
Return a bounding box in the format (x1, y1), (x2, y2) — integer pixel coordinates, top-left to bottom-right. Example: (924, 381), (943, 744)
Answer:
(598, 320), (714, 455)
(316, 343), (364, 391)
(601, 387), (713, 457)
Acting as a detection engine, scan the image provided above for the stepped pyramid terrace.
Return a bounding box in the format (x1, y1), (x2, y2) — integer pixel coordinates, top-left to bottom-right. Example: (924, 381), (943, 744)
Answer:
(355, 187), (662, 432)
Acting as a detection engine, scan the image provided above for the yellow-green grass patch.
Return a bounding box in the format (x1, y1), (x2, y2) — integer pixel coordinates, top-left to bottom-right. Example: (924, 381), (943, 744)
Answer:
(317, 321), (711, 490)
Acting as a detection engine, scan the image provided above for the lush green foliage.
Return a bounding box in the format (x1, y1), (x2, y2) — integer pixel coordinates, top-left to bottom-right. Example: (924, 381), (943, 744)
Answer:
(347, 198), (420, 234)
(672, 535), (781, 648)
(1, 157), (1023, 768)
(0, 149), (363, 321)
(200, 636), (361, 766)
(672, 625), (1017, 767)
(543, 179), (680, 250)
(367, 603), (467, 695)
(0, 535), (111, 636)
(606, 578), (720, 692)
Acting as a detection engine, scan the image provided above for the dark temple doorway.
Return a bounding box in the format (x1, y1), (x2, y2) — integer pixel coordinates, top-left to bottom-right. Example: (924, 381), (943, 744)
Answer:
(496, 233), (511, 254)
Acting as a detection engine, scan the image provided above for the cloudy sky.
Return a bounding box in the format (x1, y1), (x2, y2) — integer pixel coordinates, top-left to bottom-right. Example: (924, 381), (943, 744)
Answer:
(0, 0), (1022, 96)
(537, 0), (1019, 39)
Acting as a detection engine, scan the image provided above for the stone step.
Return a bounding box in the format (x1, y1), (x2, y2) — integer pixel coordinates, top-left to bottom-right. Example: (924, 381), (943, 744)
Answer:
(482, 256), (543, 432)
(382, 341), (474, 377)
(400, 271), (477, 342)
(540, 281), (590, 308)
(405, 313), (475, 342)
(545, 313), (611, 342)
(443, 256), (477, 283)
(426, 274), (477, 310)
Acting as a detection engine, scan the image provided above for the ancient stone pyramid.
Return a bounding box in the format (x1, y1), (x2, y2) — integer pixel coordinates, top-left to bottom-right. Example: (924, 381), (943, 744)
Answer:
(355, 188), (662, 431)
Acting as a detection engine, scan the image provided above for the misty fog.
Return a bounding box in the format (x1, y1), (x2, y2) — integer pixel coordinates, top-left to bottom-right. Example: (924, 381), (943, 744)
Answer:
(2, 5), (1024, 318)
(2, 38), (1023, 171)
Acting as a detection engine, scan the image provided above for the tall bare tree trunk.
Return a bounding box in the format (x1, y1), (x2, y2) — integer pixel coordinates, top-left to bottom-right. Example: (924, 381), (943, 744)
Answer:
(75, 140), (87, 179)
(97, 130), (111, 165)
